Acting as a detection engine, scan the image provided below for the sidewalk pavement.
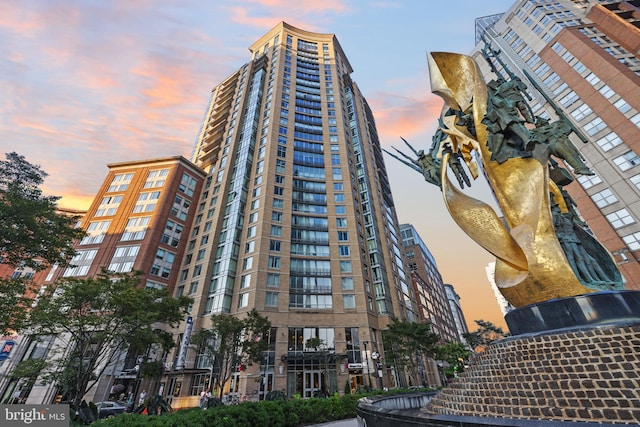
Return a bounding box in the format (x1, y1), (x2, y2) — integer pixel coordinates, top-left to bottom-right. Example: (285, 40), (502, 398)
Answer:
(308, 418), (358, 427)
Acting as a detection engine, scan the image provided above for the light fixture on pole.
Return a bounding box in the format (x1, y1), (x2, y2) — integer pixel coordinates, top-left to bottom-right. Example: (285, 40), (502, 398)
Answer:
(362, 341), (371, 388)
(371, 351), (381, 389)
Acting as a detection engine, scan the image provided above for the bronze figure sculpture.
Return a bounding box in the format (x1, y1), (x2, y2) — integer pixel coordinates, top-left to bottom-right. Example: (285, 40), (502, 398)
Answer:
(388, 50), (623, 308)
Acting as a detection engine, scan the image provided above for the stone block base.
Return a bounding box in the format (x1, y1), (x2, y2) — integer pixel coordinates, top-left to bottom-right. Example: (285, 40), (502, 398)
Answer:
(424, 322), (640, 424)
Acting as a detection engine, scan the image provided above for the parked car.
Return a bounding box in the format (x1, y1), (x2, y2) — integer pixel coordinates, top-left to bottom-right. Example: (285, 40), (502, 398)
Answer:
(96, 401), (128, 418)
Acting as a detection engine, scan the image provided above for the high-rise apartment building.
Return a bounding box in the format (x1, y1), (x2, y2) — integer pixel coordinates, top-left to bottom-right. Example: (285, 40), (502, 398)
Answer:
(399, 224), (458, 343)
(443, 284), (469, 346)
(164, 22), (416, 406)
(400, 224), (459, 388)
(472, 0), (640, 288)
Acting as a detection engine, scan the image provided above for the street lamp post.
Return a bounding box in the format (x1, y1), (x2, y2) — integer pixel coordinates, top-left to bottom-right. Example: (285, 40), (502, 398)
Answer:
(371, 351), (382, 389)
(133, 355), (144, 408)
(362, 341), (371, 388)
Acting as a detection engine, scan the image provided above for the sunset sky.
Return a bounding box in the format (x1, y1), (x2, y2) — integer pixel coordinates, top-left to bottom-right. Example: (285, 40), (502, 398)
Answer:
(0, 0), (515, 329)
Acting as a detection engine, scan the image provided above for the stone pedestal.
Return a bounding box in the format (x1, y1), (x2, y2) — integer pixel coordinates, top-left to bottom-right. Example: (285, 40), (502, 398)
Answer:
(423, 321), (640, 424)
(505, 291), (640, 335)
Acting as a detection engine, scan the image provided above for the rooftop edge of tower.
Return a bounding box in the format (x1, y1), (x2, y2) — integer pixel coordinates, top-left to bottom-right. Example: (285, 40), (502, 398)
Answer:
(249, 21), (353, 75)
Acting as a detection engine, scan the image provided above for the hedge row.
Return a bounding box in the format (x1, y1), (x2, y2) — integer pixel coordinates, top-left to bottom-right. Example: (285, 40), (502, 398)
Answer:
(95, 394), (360, 427)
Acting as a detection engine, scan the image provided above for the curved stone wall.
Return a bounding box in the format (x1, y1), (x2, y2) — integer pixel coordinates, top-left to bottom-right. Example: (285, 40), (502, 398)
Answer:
(424, 322), (640, 424)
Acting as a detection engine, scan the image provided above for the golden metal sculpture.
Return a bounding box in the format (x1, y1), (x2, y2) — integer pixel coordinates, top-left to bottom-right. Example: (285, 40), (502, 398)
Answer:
(388, 51), (622, 308)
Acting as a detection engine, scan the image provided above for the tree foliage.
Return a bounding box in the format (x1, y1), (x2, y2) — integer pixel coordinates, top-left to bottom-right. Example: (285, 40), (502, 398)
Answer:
(462, 319), (508, 352)
(382, 318), (440, 386)
(15, 271), (191, 406)
(434, 342), (470, 378)
(192, 309), (271, 398)
(0, 152), (85, 270)
(0, 277), (33, 336)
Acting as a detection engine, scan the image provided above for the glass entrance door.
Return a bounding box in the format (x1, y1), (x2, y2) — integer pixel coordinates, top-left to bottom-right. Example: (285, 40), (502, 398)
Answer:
(303, 370), (322, 398)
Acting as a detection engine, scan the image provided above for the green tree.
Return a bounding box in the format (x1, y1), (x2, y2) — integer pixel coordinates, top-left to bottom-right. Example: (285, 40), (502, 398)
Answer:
(15, 271), (191, 407)
(192, 309), (271, 399)
(382, 318), (440, 386)
(0, 152), (86, 335)
(0, 152), (85, 270)
(462, 319), (508, 352)
(0, 277), (32, 336)
(434, 342), (470, 378)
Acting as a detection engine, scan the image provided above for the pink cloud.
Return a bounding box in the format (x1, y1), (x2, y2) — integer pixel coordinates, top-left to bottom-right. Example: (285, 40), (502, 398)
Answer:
(224, 0), (351, 31)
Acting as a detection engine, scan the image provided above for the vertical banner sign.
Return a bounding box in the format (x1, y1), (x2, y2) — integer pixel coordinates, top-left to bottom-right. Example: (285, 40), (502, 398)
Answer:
(174, 316), (193, 370)
(0, 341), (15, 360)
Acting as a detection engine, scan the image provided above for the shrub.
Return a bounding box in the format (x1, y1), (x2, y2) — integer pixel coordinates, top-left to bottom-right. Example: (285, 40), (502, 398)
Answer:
(97, 391), (364, 427)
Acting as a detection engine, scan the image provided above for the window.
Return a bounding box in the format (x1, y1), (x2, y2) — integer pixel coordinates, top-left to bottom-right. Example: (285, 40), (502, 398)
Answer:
(247, 226), (257, 238)
(179, 173), (198, 197)
(591, 189), (618, 208)
(583, 117), (606, 136)
(270, 240), (281, 252)
(171, 196), (190, 221)
(614, 98), (631, 114)
(192, 264), (202, 277)
(585, 72), (601, 86)
(336, 218), (347, 228)
(189, 281), (198, 294)
(268, 256), (281, 269)
(598, 85), (615, 99)
(133, 191), (161, 213)
(274, 186), (284, 195)
(107, 246), (140, 274)
(570, 104), (592, 121)
(336, 205), (346, 214)
(81, 220), (111, 245)
(631, 174), (640, 190)
(338, 231), (348, 241)
(339, 245), (350, 256)
(343, 295), (356, 309)
(238, 293), (249, 308)
(151, 248), (176, 278)
(613, 151), (640, 171)
(122, 216), (151, 242)
(144, 169), (169, 188)
(63, 249), (98, 277)
(596, 132), (622, 152)
(107, 173), (134, 192)
(559, 91), (579, 108)
(271, 225), (282, 237)
(241, 274), (251, 288)
(265, 292), (278, 307)
(243, 257), (253, 270)
(341, 277), (354, 290)
(246, 241), (255, 253)
(623, 232), (640, 251)
(340, 261), (352, 273)
(273, 198), (284, 208)
(577, 174), (602, 189)
(606, 209), (635, 229)
(272, 212), (283, 222)
(95, 195), (122, 217)
(267, 273), (280, 287)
